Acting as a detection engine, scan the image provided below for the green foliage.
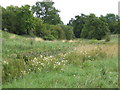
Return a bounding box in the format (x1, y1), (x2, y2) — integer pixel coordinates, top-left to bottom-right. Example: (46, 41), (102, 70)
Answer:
(43, 34), (56, 40)
(80, 14), (110, 40)
(116, 20), (120, 34)
(32, 1), (62, 25)
(68, 14), (87, 38)
(3, 57), (118, 88)
(2, 31), (118, 88)
(69, 13), (119, 40)
(2, 5), (35, 35)
(105, 14), (118, 34)
(105, 34), (111, 42)
(33, 17), (45, 37)
(2, 31), (78, 83)
(100, 14), (119, 34)
(2, 2), (119, 41)
(60, 25), (74, 40)
(42, 24), (74, 40)
(65, 47), (107, 66)
(2, 4), (74, 40)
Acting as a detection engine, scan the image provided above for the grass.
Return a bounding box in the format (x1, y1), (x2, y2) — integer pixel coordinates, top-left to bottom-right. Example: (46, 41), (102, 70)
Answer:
(2, 30), (118, 88)
(2, 56), (118, 88)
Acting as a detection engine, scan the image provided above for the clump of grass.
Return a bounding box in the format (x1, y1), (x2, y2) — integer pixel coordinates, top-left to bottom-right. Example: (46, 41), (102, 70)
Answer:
(65, 47), (106, 65)
(64, 43), (117, 66)
(105, 35), (111, 42)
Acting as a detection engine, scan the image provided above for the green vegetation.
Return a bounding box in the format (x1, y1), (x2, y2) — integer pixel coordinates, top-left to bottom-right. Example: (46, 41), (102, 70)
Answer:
(1, 1), (120, 40)
(2, 31), (79, 83)
(3, 57), (118, 88)
(1, 0), (119, 88)
(32, 1), (63, 25)
(2, 30), (118, 88)
(68, 14), (119, 39)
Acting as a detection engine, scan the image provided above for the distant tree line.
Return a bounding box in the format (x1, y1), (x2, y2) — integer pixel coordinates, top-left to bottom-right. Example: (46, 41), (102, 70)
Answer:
(68, 13), (120, 40)
(1, 1), (120, 40)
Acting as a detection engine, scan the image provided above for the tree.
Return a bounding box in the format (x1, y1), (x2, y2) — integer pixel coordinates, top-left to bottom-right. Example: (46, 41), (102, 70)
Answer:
(105, 14), (118, 34)
(2, 5), (35, 35)
(2, 6), (19, 33)
(116, 17), (120, 34)
(33, 17), (46, 37)
(32, 1), (62, 25)
(60, 25), (74, 40)
(68, 14), (87, 38)
(81, 14), (110, 40)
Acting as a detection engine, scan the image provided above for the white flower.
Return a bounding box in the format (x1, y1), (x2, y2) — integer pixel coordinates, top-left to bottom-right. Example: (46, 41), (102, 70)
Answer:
(41, 63), (44, 66)
(88, 56), (91, 58)
(40, 55), (43, 58)
(58, 62), (61, 65)
(3, 61), (8, 64)
(36, 62), (39, 64)
(50, 56), (53, 58)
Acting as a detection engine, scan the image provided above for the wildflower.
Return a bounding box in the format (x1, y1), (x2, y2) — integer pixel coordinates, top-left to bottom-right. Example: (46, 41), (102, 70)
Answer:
(36, 62), (39, 64)
(41, 63), (44, 66)
(38, 68), (40, 70)
(40, 55), (43, 58)
(73, 75), (76, 77)
(58, 62), (61, 65)
(34, 57), (37, 60)
(3, 61), (8, 65)
(50, 56), (53, 58)
(88, 56), (91, 58)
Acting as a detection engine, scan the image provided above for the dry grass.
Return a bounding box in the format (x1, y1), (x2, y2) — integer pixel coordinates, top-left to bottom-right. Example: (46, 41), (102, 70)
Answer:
(9, 35), (16, 39)
(74, 43), (118, 57)
(34, 37), (44, 42)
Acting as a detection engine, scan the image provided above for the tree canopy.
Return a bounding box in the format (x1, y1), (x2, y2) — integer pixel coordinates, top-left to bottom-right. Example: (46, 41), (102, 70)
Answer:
(32, 1), (63, 25)
(1, 1), (119, 41)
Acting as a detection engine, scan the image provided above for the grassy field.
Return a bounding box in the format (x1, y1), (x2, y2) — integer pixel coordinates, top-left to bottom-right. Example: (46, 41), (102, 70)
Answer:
(2, 31), (118, 88)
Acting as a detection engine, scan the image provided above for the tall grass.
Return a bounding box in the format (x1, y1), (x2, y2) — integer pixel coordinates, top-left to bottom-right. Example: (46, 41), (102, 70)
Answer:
(3, 56), (118, 88)
(2, 31), (118, 88)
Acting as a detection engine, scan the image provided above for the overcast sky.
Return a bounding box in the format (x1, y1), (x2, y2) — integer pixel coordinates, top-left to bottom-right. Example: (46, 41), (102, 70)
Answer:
(0, 0), (119, 24)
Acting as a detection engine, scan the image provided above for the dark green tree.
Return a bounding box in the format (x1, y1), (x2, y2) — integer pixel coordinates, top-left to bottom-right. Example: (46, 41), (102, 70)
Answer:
(68, 14), (87, 38)
(2, 5), (35, 35)
(32, 1), (62, 25)
(105, 14), (118, 34)
(81, 14), (110, 40)
(60, 25), (74, 40)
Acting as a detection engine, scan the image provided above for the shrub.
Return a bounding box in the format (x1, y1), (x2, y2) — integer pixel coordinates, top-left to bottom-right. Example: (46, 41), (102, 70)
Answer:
(105, 35), (111, 42)
(43, 35), (56, 40)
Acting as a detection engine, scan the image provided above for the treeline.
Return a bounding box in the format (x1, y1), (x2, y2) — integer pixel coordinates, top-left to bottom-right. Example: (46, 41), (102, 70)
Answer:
(1, 2), (74, 40)
(1, 1), (120, 40)
(68, 13), (120, 40)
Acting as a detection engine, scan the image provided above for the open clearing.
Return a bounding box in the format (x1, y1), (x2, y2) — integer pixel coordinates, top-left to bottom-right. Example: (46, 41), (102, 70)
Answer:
(2, 31), (118, 88)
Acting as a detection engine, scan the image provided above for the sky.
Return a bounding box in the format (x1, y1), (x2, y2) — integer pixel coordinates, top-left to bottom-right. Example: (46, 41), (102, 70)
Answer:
(0, 0), (119, 24)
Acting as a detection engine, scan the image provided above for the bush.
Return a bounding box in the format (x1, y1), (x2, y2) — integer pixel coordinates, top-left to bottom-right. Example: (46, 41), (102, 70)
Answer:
(43, 35), (56, 40)
(105, 35), (111, 42)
